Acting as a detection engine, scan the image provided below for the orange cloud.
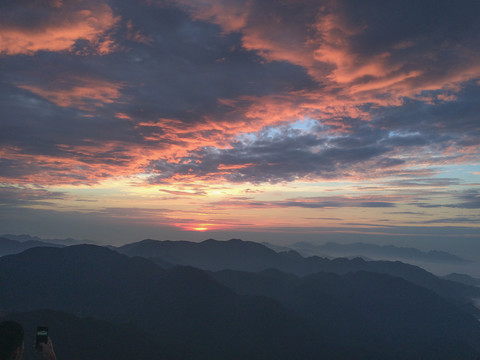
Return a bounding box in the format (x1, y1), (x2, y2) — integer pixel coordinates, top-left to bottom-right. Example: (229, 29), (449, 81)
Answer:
(0, 2), (119, 55)
(0, 140), (150, 186)
(2, 0), (478, 189)
(172, 0), (248, 32)
(17, 77), (125, 110)
(217, 163), (255, 170)
(172, 0), (480, 109)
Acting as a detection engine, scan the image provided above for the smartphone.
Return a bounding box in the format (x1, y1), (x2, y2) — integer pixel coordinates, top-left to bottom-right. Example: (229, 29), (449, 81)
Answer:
(35, 326), (48, 351)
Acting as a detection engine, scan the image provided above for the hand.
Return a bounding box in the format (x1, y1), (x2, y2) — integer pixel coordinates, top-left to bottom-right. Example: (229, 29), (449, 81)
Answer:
(37, 337), (57, 360)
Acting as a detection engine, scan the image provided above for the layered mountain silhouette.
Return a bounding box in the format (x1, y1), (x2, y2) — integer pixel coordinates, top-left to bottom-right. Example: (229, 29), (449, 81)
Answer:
(1, 243), (480, 359)
(0, 236), (62, 256)
(291, 241), (470, 264)
(115, 238), (480, 314)
(1, 234), (91, 246)
(442, 273), (480, 287)
(0, 245), (331, 359)
(212, 268), (480, 358)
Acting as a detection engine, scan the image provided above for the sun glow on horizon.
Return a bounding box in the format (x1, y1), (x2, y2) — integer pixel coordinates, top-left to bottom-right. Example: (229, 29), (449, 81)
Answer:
(193, 227), (209, 231)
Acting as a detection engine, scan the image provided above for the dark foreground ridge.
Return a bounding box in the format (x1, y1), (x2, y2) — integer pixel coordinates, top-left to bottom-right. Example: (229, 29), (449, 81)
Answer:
(2, 243), (480, 359)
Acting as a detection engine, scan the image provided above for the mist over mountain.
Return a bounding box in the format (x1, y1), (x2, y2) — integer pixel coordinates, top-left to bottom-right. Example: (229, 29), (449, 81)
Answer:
(212, 268), (480, 357)
(289, 240), (480, 279)
(0, 234), (94, 246)
(2, 240), (480, 359)
(116, 238), (480, 315)
(291, 241), (470, 263)
(0, 236), (62, 256)
(442, 273), (480, 287)
(0, 245), (336, 359)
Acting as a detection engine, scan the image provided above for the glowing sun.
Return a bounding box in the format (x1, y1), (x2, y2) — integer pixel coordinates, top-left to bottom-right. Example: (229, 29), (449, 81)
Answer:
(193, 227), (208, 231)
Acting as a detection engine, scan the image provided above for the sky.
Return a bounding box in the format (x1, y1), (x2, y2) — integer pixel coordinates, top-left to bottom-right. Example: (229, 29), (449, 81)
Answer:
(0, 0), (479, 258)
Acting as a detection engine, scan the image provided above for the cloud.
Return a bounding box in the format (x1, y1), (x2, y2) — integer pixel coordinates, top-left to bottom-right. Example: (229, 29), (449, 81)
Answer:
(171, 0), (249, 33)
(387, 178), (461, 188)
(0, 0), (478, 189)
(204, 194), (398, 210)
(0, 185), (66, 207)
(159, 189), (207, 197)
(0, 0), (119, 55)
(17, 77), (125, 110)
(450, 190), (480, 209)
(277, 199), (395, 208)
(172, 0), (480, 100)
(145, 116), (454, 184)
(413, 190), (480, 209)
(423, 217), (480, 224)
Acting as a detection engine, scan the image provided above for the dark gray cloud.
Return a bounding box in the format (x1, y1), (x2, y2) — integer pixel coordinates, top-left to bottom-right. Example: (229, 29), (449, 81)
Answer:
(141, 62), (479, 185)
(0, 185), (66, 207)
(146, 119), (401, 183)
(387, 178), (461, 188)
(450, 190), (480, 209)
(105, 4), (316, 123)
(423, 217), (480, 224)
(205, 195), (397, 209)
(146, 107), (469, 184)
(276, 200), (395, 208)
(387, 211), (426, 216)
(342, 0), (480, 56)
(0, 81), (139, 155)
(413, 190), (480, 209)
(373, 81), (480, 148)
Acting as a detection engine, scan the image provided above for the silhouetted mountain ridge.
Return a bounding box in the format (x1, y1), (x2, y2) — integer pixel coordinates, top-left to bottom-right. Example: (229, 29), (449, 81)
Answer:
(0, 236), (63, 256)
(442, 273), (480, 287)
(212, 268), (480, 357)
(2, 244), (480, 359)
(0, 234), (92, 246)
(293, 241), (470, 263)
(118, 238), (284, 271)
(116, 238), (480, 314)
(0, 245), (333, 359)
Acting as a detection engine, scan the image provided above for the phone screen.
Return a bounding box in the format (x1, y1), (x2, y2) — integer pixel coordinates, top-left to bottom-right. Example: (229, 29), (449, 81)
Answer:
(35, 326), (48, 350)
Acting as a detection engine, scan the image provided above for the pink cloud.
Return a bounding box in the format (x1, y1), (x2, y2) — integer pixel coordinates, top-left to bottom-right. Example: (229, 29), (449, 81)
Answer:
(171, 0), (248, 32)
(172, 0), (480, 106)
(17, 77), (125, 110)
(0, 1), (119, 55)
(1, 0), (478, 189)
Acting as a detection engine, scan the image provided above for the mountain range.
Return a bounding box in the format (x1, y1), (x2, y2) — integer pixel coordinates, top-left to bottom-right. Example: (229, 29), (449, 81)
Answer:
(0, 236), (62, 256)
(115, 238), (480, 315)
(0, 234), (94, 246)
(442, 273), (480, 287)
(290, 241), (470, 263)
(1, 241), (480, 359)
